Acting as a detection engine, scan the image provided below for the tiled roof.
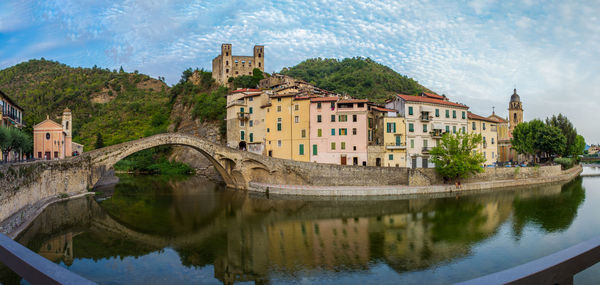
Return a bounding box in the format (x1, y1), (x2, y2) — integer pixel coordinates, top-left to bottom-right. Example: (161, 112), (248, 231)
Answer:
(270, 93), (296, 98)
(396, 94), (468, 109)
(310, 96), (339, 102)
(372, 106), (397, 112)
(487, 114), (508, 123)
(293, 96), (313, 100)
(243, 93), (263, 98)
(422, 92), (445, 100)
(231, 88), (261, 93)
(338, 99), (369, 104)
(0, 89), (24, 111)
(468, 112), (498, 123)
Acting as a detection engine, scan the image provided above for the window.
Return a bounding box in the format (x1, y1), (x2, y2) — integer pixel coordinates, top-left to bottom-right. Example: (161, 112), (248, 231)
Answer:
(339, 115), (348, 122)
(410, 139), (414, 148)
(301, 129), (306, 138)
(389, 154), (393, 160)
(313, 144), (318, 155)
(317, 102), (322, 109)
(249, 133), (254, 142)
(341, 142), (346, 150)
(277, 118), (282, 131)
(277, 98), (281, 102)
(472, 122), (476, 130)
(66, 121), (69, 130)
(462, 126), (466, 133)
(339, 128), (347, 135)
(435, 109), (439, 117)
(492, 152), (495, 158)
(368, 118), (373, 128)
(259, 62), (261, 67)
(446, 110), (450, 118)
(294, 104), (299, 111)
(453, 110), (456, 118)
(453, 126), (456, 133)
(267, 128), (270, 132)
(483, 123), (486, 130)
(352, 128), (357, 135)
(331, 128), (335, 136)
(278, 140), (282, 147)
(423, 139), (428, 148)
(423, 124), (428, 133)
(408, 106), (413, 115)
(277, 106), (281, 112)
(331, 115), (336, 122)
(249, 120), (253, 127)
(331, 142), (336, 150)
(352, 114), (357, 122)
(409, 123), (414, 132)
(299, 144), (304, 155)
(492, 138), (495, 144)
(330, 102), (335, 109)
(240, 107), (245, 113)
(396, 135), (401, 146)
(317, 115), (322, 122)
(318, 129), (322, 137)
(46, 133), (50, 140)
(294, 116), (299, 123)
(240, 131), (245, 141)
(446, 126), (450, 133)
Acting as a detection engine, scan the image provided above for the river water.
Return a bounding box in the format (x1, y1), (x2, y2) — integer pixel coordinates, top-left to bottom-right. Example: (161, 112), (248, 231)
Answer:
(1, 174), (600, 284)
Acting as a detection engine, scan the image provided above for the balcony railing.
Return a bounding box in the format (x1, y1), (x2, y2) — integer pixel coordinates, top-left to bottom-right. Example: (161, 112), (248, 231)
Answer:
(226, 99), (245, 108)
(422, 147), (431, 153)
(420, 115), (431, 122)
(430, 131), (444, 138)
(386, 143), (406, 150)
(237, 112), (250, 120)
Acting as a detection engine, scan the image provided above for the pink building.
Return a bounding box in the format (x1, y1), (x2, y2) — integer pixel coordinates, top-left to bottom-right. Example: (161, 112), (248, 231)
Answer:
(309, 97), (369, 165)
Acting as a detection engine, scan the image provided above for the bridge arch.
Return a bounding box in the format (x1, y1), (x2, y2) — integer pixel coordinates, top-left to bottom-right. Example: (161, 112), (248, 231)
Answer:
(87, 134), (244, 189)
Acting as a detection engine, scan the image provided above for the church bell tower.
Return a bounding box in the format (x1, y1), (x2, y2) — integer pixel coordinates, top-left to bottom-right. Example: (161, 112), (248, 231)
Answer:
(508, 88), (523, 132)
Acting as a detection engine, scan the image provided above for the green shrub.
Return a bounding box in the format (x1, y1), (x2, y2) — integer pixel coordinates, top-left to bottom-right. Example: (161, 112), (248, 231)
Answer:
(554, 157), (575, 170)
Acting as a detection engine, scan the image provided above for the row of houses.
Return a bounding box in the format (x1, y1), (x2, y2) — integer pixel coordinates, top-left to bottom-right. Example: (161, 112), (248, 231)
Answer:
(226, 79), (523, 168)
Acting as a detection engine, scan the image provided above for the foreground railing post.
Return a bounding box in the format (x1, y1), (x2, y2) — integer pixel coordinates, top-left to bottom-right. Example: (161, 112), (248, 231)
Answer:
(456, 235), (600, 285)
(0, 233), (96, 284)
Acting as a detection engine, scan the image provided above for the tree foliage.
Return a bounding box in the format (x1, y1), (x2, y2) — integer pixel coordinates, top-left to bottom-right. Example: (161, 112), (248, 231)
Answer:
(545, 114), (578, 156)
(228, 68), (264, 89)
(0, 127), (31, 161)
(430, 132), (486, 180)
(512, 119), (567, 160)
(0, 59), (171, 151)
(280, 57), (431, 104)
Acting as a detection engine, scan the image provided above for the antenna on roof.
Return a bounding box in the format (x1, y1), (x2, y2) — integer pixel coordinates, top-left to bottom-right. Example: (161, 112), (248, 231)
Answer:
(492, 106), (495, 115)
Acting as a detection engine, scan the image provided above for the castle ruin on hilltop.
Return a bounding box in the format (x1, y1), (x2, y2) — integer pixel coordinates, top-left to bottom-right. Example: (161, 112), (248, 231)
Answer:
(212, 44), (264, 85)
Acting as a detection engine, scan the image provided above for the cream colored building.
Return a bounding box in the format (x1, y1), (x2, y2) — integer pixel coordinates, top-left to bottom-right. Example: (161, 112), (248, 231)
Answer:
(386, 93), (469, 168)
(468, 112), (498, 166)
(225, 88), (269, 154)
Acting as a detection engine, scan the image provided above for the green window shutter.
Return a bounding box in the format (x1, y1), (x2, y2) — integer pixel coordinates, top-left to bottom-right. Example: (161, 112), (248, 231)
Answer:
(331, 128), (335, 136)
(462, 111), (465, 119)
(409, 123), (414, 132)
(446, 126), (450, 132)
(318, 129), (322, 137)
(423, 124), (427, 132)
(240, 131), (245, 141)
(453, 126), (456, 133)
(341, 142), (346, 150)
(240, 107), (245, 113)
(472, 122), (476, 130)
(313, 144), (318, 155)
(446, 110), (449, 118)
(277, 123), (281, 131)
(249, 133), (253, 142)
(389, 154), (393, 160)
(386, 123), (391, 133)
(411, 139), (414, 148)
(396, 135), (401, 146)
(249, 107), (253, 114)
(408, 106), (413, 115)
(299, 144), (304, 155)
(331, 142), (336, 150)
(435, 109), (439, 117)
(453, 110), (456, 118)
(393, 123), (396, 133)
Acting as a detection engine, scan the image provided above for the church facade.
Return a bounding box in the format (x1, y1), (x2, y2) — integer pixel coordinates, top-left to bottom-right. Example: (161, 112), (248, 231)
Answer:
(33, 108), (77, 160)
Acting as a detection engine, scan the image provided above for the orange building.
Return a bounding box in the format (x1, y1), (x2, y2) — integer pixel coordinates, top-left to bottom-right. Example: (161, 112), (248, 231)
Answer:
(33, 108), (73, 160)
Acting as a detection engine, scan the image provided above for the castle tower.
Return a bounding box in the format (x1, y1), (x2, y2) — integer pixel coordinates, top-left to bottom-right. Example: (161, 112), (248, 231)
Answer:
(253, 45), (265, 72)
(220, 44), (232, 82)
(62, 108), (73, 157)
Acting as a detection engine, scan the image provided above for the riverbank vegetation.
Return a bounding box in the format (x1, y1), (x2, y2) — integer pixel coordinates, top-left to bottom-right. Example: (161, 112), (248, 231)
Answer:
(430, 132), (486, 180)
(114, 146), (194, 175)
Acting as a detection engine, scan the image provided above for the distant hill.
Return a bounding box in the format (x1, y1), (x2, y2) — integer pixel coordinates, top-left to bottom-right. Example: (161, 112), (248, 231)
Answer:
(280, 57), (432, 103)
(0, 59), (171, 150)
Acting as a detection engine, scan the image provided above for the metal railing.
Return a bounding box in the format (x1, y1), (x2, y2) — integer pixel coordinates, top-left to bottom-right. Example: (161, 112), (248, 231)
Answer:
(0, 233), (96, 284)
(456, 235), (600, 285)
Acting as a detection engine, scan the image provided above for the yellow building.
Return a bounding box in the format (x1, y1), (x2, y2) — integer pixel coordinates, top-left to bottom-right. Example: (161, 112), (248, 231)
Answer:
(468, 112), (498, 166)
(265, 94), (311, 161)
(382, 109), (407, 167)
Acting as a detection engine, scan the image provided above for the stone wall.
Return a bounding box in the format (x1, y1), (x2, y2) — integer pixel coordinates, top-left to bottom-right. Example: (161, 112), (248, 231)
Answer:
(412, 165), (563, 186)
(0, 158), (92, 235)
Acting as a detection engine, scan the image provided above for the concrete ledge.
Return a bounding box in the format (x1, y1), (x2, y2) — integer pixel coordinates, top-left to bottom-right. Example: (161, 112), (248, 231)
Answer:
(248, 165), (582, 196)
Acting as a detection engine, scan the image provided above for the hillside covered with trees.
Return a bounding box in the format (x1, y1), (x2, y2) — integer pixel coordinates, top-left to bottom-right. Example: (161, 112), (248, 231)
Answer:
(280, 57), (432, 103)
(0, 59), (171, 150)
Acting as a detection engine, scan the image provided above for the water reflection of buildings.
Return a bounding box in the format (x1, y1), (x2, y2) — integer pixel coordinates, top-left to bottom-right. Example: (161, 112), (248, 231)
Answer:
(37, 232), (81, 266)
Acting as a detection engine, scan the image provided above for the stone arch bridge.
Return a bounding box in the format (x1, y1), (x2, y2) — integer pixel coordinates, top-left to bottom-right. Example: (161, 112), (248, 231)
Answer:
(85, 133), (410, 189)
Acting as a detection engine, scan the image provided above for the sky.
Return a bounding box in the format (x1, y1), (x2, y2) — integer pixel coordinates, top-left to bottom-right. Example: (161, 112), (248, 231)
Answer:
(1, 0), (599, 142)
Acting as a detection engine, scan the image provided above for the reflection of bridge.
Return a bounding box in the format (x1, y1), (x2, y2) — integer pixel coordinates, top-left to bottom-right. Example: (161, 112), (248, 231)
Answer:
(85, 133), (410, 190)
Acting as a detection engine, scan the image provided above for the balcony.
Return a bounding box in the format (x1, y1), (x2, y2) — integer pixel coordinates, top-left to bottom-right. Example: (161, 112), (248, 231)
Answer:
(422, 147), (431, 153)
(226, 99), (245, 108)
(420, 114), (431, 122)
(430, 130), (444, 138)
(386, 143), (406, 150)
(237, 112), (250, 120)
